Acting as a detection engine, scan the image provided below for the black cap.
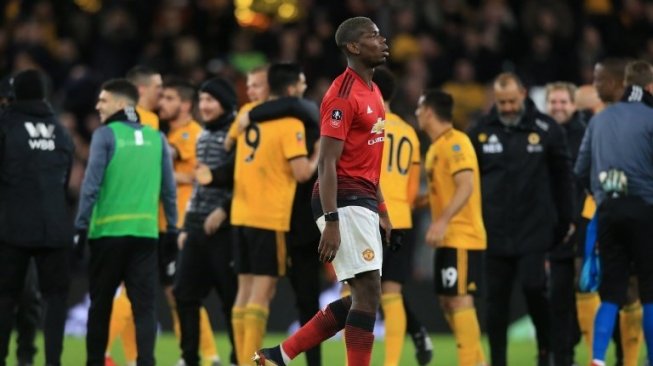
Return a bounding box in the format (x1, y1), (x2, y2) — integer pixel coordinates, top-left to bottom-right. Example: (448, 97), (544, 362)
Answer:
(12, 69), (48, 101)
(199, 78), (237, 112)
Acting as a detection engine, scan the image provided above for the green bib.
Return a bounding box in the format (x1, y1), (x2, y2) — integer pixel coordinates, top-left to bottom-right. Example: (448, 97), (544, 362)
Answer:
(89, 123), (162, 239)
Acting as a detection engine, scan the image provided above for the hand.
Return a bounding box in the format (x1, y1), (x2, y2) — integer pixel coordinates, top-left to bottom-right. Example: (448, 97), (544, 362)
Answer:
(563, 223), (576, 244)
(318, 222), (340, 263)
(73, 229), (88, 259)
(224, 136), (235, 151)
(177, 231), (187, 250)
(237, 112), (251, 133)
(204, 208), (227, 235)
(389, 230), (404, 252)
(379, 212), (392, 245)
(380, 227), (404, 252)
(195, 163), (213, 186)
(554, 222), (576, 247)
(425, 219), (447, 247)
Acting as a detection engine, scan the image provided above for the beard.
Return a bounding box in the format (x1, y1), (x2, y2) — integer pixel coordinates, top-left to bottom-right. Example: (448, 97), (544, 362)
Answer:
(498, 110), (523, 127)
(160, 107), (180, 122)
(551, 111), (571, 124)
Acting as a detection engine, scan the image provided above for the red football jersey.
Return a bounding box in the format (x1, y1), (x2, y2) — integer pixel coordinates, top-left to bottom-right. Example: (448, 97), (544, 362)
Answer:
(313, 67), (386, 212)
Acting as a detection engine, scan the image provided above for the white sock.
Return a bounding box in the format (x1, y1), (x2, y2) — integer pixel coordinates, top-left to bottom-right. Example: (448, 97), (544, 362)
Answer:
(280, 344), (292, 364)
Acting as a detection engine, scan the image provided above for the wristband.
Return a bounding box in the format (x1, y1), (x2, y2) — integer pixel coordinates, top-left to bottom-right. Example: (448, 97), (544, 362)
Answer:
(378, 202), (387, 214)
(324, 211), (339, 222)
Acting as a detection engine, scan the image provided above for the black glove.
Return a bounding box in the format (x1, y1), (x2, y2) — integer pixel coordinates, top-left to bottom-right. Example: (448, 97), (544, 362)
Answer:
(163, 230), (179, 252)
(390, 230), (404, 252)
(73, 229), (88, 259)
(380, 227), (404, 252)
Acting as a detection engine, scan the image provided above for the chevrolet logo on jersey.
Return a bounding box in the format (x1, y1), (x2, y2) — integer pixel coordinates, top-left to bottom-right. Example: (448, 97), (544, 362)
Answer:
(367, 118), (385, 145)
(371, 118), (385, 134)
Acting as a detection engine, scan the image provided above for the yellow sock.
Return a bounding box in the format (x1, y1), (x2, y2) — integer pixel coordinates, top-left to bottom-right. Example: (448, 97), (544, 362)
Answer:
(121, 317), (137, 362)
(576, 292), (600, 360)
(620, 301), (643, 366)
(107, 287), (138, 362)
(243, 304), (269, 366)
(199, 306), (219, 360)
(476, 345), (486, 365)
(381, 293), (406, 366)
(445, 312), (486, 364)
(450, 307), (483, 366)
(106, 289), (130, 352)
(232, 306), (246, 365)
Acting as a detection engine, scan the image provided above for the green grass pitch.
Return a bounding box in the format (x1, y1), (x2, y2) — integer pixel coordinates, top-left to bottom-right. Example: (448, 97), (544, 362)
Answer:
(4, 332), (639, 365)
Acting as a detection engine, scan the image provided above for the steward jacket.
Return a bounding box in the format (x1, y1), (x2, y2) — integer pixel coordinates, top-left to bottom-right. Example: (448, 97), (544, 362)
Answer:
(575, 86), (653, 206)
(75, 108), (177, 236)
(0, 100), (74, 247)
(468, 99), (574, 256)
(550, 111), (590, 259)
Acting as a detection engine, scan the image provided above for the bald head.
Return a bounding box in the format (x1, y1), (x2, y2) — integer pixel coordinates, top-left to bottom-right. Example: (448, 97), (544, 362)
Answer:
(493, 72), (526, 126)
(575, 85), (604, 114)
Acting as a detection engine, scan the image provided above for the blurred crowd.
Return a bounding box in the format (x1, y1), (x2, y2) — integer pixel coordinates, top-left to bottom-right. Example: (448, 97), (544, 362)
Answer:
(1, 0), (653, 206)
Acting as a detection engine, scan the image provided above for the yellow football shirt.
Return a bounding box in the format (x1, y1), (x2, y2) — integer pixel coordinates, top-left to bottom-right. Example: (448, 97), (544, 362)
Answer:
(425, 128), (486, 249)
(137, 106), (159, 130)
(380, 112), (420, 229)
(231, 117), (308, 231)
(227, 102), (259, 142)
(158, 120), (203, 230)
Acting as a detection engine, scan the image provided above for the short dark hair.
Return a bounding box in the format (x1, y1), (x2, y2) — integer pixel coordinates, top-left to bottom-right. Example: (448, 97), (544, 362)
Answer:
(421, 89), (454, 122)
(163, 77), (196, 102)
(268, 62), (302, 97)
(126, 65), (159, 86)
(101, 78), (139, 104)
(625, 60), (653, 87)
(598, 58), (629, 82)
(373, 67), (396, 102)
(335, 16), (373, 50)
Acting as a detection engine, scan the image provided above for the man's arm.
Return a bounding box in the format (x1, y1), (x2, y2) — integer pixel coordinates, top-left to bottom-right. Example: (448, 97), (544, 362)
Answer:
(441, 170), (474, 222)
(249, 97), (320, 128)
(574, 122), (593, 192)
(318, 137), (344, 213)
(546, 121), (576, 247)
(201, 151), (235, 188)
(75, 127), (114, 229)
(289, 146), (319, 183)
(160, 133), (178, 232)
(407, 162), (421, 207)
(316, 137), (344, 263)
(425, 170), (474, 247)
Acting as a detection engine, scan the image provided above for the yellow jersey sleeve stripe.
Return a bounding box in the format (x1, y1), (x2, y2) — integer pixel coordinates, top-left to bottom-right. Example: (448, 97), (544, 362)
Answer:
(457, 248), (468, 295)
(275, 231), (287, 277)
(452, 168), (474, 176)
(287, 154), (308, 161)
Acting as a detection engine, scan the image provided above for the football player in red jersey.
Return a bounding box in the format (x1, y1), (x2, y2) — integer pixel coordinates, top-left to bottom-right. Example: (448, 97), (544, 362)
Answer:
(254, 16), (390, 366)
